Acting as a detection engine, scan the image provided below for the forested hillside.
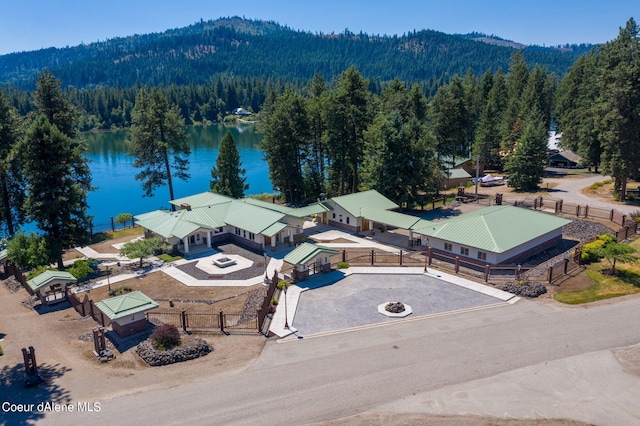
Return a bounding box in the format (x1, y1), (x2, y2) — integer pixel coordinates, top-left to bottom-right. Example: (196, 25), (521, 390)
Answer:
(0, 17), (587, 90)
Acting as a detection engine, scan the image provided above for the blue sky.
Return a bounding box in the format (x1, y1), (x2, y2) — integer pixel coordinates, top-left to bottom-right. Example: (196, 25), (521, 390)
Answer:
(0, 0), (638, 55)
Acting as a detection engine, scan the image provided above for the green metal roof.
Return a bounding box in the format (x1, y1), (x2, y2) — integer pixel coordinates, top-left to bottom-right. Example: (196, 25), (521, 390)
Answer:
(412, 205), (571, 253)
(446, 168), (472, 179)
(135, 209), (202, 239)
(95, 291), (159, 321)
(361, 207), (422, 229)
(284, 242), (340, 265)
(261, 222), (289, 237)
(183, 202), (230, 229)
(26, 270), (77, 292)
(288, 202), (331, 218)
(241, 198), (294, 214)
(330, 190), (398, 217)
(170, 191), (235, 208)
(223, 201), (286, 234)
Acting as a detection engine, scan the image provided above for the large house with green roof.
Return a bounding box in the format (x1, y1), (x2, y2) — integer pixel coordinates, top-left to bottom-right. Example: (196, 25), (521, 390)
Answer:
(135, 192), (328, 253)
(411, 205), (571, 265)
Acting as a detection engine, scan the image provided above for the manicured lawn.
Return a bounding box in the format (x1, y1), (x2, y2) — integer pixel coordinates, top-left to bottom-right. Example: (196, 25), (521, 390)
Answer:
(553, 237), (640, 304)
(553, 267), (640, 304)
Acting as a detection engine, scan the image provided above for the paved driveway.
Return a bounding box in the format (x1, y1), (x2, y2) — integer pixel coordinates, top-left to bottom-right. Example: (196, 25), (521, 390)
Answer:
(292, 273), (505, 337)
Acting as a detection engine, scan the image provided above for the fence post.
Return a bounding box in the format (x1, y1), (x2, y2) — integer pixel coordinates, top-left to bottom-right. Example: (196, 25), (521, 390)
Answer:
(427, 247), (433, 266)
(564, 258), (569, 274)
(371, 249), (375, 266)
(219, 311), (225, 335)
(576, 205), (580, 217)
(539, 196), (544, 208)
(610, 209), (614, 221)
(534, 198), (538, 210)
(548, 266), (553, 284)
(342, 249), (346, 263)
(399, 250), (403, 266)
(110, 216), (115, 232)
(484, 264), (490, 282)
(181, 310), (187, 333)
(584, 205), (589, 218)
(555, 200), (559, 214)
(559, 199), (563, 212)
(622, 215), (627, 226)
(455, 256), (460, 274)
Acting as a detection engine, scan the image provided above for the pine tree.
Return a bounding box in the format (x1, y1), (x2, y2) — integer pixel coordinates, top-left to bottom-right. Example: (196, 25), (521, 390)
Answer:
(0, 88), (25, 237)
(594, 18), (640, 201)
(20, 71), (92, 269)
(128, 88), (190, 207)
(260, 90), (310, 204)
(210, 131), (248, 198)
(504, 115), (548, 191)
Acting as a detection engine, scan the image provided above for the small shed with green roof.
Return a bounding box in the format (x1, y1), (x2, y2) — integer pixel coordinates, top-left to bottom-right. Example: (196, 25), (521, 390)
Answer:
(26, 270), (77, 305)
(411, 205), (571, 265)
(284, 242), (340, 282)
(95, 291), (159, 337)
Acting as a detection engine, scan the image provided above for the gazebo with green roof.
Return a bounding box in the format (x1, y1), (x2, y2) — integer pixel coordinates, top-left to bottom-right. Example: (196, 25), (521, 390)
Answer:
(95, 291), (159, 337)
(283, 242), (339, 282)
(26, 270), (77, 305)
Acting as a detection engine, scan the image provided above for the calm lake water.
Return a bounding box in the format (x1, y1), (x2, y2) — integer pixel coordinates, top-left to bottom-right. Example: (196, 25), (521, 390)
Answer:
(83, 124), (271, 232)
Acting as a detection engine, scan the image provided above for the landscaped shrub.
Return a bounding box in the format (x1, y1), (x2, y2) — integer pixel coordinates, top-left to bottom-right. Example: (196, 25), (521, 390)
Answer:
(337, 261), (349, 269)
(107, 286), (132, 297)
(500, 281), (547, 298)
(68, 258), (97, 280)
(149, 324), (181, 351)
(581, 233), (616, 264)
(0, 343), (3, 356)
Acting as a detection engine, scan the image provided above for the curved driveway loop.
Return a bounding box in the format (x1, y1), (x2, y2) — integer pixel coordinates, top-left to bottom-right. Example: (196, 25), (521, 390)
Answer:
(292, 274), (505, 336)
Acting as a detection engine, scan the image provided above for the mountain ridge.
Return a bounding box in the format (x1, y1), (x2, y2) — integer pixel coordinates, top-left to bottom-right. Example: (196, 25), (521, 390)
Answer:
(0, 17), (593, 89)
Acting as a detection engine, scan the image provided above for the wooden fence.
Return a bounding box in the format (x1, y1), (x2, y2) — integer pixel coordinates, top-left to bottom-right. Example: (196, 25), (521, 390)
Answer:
(66, 288), (110, 327)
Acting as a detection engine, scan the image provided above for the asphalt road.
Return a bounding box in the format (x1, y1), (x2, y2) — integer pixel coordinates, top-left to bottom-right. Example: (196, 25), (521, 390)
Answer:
(39, 296), (640, 425)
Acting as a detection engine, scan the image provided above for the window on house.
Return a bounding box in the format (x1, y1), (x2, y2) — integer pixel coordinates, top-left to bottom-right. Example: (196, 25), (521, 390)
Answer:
(346, 217), (350, 224)
(477, 251), (487, 261)
(332, 213), (336, 219)
(249, 232), (255, 240)
(444, 243), (452, 251)
(235, 227), (241, 235)
(460, 247), (469, 256)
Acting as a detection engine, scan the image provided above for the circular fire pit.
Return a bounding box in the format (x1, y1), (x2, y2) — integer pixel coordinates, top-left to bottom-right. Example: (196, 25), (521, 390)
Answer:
(213, 257), (237, 268)
(377, 302), (412, 318)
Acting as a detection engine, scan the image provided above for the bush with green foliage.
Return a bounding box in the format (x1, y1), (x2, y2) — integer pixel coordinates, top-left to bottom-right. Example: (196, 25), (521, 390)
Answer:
(149, 324), (181, 351)
(581, 233), (616, 263)
(6, 232), (51, 270)
(337, 261), (349, 269)
(68, 258), (97, 280)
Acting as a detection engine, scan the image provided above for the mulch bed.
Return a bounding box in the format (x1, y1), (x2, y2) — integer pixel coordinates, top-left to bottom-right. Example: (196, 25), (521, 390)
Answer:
(174, 243), (266, 280)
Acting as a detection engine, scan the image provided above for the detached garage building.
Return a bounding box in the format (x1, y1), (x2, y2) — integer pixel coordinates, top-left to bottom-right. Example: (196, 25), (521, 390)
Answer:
(412, 205), (571, 265)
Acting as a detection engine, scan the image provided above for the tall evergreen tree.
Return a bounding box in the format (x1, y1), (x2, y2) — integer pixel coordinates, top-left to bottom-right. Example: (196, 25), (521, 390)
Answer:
(430, 76), (469, 172)
(324, 67), (372, 195)
(595, 18), (640, 201)
(21, 115), (92, 269)
(555, 52), (603, 171)
(0, 89), (25, 236)
(504, 115), (548, 191)
(501, 52), (530, 151)
(210, 131), (248, 198)
(260, 90), (311, 204)
(473, 70), (507, 170)
(20, 71), (92, 269)
(128, 88), (190, 207)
